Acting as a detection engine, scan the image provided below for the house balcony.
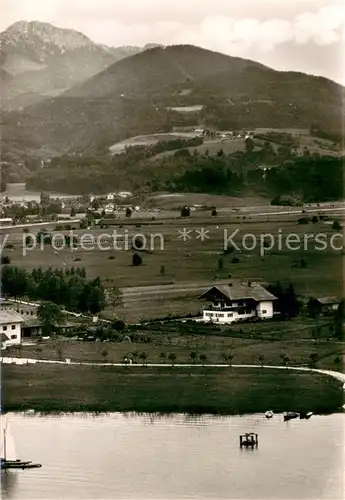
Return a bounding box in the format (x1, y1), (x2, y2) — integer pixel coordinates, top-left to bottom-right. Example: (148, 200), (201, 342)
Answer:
(203, 305), (234, 311)
(203, 305), (252, 313)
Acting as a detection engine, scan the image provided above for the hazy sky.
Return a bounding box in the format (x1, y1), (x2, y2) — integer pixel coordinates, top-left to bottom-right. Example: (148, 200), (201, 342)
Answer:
(2, 0), (345, 85)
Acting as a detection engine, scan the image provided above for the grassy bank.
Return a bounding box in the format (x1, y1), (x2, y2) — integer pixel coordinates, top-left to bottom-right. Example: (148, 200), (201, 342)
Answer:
(3, 364), (343, 415)
(9, 329), (344, 371)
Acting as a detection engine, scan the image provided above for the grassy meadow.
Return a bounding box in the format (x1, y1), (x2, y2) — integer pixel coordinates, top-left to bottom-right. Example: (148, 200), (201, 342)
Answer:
(3, 363), (343, 414)
(3, 208), (344, 321)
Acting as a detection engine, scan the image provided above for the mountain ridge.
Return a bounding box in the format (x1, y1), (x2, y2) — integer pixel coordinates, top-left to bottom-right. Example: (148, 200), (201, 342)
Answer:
(1, 28), (343, 158)
(0, 20), (144, 109)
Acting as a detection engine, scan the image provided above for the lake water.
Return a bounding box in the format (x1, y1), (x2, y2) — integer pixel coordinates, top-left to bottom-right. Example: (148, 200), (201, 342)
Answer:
(3, 184), (78, 202)
(2, 413), (344, 500)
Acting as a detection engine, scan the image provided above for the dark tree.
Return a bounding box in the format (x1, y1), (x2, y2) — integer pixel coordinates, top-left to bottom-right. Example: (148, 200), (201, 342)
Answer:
(309, 353), (318, 367)
(112, 319), (126, 331)
(37, 302), (65, 335)
(189, 351), (198, 363)
(199, 354), (207, 365)
(307, 298), (320, 318)
(245, 137), (255, 152)
(132, 253), (143, 266)
(333, 300), (344, 340)
(180, 206), (191, 217)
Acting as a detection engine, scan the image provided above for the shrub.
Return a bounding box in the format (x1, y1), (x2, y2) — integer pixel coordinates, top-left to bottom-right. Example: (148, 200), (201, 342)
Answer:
(112, 319), (126, 331)
(132, 253), (143, 266)
(332, 220), (342, 230)
(180, 206), (191, 217)
(224, 244), (235, 255)
(1, 256), (11, 264)
(231, 257), (240, 264)
(297, 217), (309, 225)
(108, 255), (115, 260)
(300, 258), (307, 268)
(211, 209), (218, 216)
(174, 148), (191, 158)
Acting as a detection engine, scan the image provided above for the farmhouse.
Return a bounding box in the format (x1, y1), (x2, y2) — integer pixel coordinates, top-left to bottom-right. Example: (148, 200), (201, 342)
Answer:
(0, 310), (23, 348)
(200, 281), (277, 324)
(314, 297), (340, 315)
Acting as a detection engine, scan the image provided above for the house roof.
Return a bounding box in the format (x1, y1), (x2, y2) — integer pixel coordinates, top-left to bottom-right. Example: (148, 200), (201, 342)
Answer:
(0, 310), (24, 325)
(315, 297), (340, 305)
(200, 282), (277, 302)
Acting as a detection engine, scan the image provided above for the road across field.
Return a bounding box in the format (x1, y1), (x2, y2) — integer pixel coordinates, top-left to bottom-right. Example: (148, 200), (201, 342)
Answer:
(2, 357), (345, 384)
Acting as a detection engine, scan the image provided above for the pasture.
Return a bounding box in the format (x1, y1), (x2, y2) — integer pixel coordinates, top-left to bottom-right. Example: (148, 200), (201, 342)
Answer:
(109, 132), (198, 154)
(2, 207), (343, 322)
(3, 363), (343, 414)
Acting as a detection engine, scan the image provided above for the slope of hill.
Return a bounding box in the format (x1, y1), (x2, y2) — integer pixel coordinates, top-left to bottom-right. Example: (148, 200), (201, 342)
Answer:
(2, 44), (344, 158)
(0, 21), (143, 109)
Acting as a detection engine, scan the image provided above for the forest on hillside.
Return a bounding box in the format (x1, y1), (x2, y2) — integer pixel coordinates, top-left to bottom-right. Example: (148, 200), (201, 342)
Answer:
(24, 136), (344, 203)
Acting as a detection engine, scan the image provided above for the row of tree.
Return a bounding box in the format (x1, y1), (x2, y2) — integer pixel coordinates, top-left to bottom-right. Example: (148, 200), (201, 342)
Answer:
(1, 266), (106, 314)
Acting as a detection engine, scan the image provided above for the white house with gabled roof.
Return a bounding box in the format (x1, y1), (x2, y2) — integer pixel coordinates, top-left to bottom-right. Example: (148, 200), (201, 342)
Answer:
(200, 281), (277, 324)
(0, 310), (24, 348)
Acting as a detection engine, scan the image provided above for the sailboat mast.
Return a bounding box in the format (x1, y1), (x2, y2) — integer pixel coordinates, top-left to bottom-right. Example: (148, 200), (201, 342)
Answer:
(3, 428), (6, 462)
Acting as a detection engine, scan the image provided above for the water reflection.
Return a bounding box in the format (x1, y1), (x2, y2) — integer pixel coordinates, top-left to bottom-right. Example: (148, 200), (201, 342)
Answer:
(1, 471), (18, 499)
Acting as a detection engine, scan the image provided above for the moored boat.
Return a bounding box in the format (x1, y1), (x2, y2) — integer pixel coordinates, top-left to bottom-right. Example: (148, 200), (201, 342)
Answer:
(1, 415), (42, 470)
(283, 412), (299, 421)
(300, 412), (313, 420)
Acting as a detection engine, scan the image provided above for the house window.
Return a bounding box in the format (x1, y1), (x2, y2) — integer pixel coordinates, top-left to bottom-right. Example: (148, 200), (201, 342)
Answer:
(227, 313), (233, 317)
(262, 310), (267, 314)
(11, 325), (16, 329)
(11, 335), (17, 340)
(3, 326), (7, 331)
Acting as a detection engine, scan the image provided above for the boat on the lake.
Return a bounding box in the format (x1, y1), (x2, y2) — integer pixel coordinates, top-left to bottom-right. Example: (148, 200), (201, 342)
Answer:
(283, 412), (299, 422)
(299, 412), (313, 420)
(1, 415), (42, 470)
(265, 410), (274, 419)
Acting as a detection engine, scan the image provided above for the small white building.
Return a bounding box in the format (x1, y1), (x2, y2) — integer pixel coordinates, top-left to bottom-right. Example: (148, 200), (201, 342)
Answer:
(200, 281), (277, 324)
(0, 310), (23, 348)
(0, 218), (13, 227)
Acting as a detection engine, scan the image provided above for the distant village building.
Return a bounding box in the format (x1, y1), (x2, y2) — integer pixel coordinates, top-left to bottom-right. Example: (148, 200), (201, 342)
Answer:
(200, 281), (277, 324)
(118, 191), (133, 199)
(0, 310), (23, 348)
(314, 297), (340, 315)
(1, 301), (42, 339)
(0, 218), (13, 227)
